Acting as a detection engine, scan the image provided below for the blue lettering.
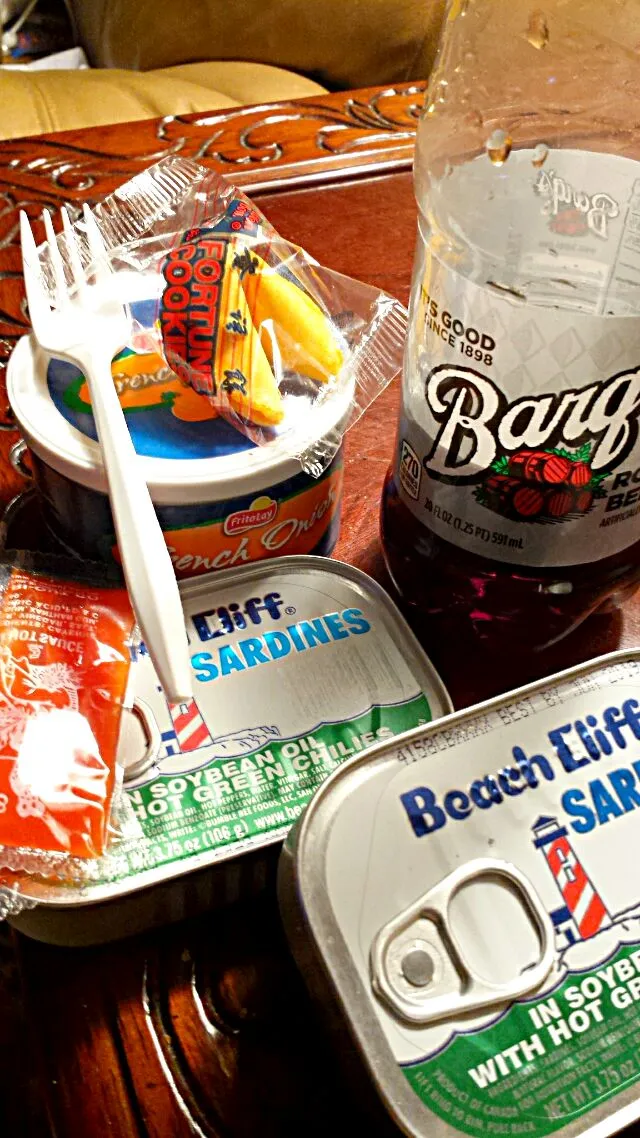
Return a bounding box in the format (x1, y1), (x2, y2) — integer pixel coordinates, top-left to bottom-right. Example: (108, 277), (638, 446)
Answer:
(603, 705), (628, 749)
(586, 715), (613, 756)
(191, 651), (219, 682)
(323, 613), (349, 641)
(562, 788), (595, 834)
(623, 699), (640, 740)
(590, 778), (624, 825)
(191, 594), (283, 640)
(287, 624), (307, 651)
(513, 746), (554, 787)
(299, 618), (331, 648)
(609, 768), (640, 812)
(497, 766), (524, 796)
(238, 637), (269, 667)
(263, 630), (291, 660)
(443, 790), (471, 819)
(575, 720), (601, 760)
(245, 593), (283, 623)
(400, 707), (640, 844)
(342, 608), (371, 635)
(192, 608), (230, 641)
(549, 724), (589, 772)
(470, 776), (502, 809)
(219, 644), (245, 675)
(400, 787), (446, 837)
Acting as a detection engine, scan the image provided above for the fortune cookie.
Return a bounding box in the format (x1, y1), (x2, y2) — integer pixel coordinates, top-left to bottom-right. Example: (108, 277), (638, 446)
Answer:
(214, 243), (284, 427)
(160, 233), (284, 427)
(239, 248), (343, 383)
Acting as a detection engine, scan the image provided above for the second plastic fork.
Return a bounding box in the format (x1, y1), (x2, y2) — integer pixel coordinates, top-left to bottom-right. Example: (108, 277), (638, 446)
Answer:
(20, 205), (193, 703)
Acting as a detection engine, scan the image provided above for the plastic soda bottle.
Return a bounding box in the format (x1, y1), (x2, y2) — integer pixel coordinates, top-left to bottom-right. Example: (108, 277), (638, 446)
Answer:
(381, 0), (640, 679)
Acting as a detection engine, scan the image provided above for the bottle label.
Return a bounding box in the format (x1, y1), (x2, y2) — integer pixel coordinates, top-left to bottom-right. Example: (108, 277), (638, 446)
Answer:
(396, 150), (640, 567)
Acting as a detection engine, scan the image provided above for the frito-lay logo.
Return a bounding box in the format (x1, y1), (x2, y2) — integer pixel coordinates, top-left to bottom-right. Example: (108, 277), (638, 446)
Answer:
(423, 363), (640, 483)
(534, 168), (619, 240)
(223, 496), (278, 536)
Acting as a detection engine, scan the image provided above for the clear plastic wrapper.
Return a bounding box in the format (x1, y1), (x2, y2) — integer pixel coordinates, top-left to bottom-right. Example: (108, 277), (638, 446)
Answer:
(0, 553), (136, 910)
(37, 157), (408, 475)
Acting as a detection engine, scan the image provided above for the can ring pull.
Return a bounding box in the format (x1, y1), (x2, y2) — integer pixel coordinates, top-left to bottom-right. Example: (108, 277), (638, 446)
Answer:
(122, 697), (161, 783)
(370, 857), (555, 1026)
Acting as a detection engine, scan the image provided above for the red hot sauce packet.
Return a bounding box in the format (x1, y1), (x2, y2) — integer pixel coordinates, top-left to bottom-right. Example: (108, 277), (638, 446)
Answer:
(0, 566), (134, 860)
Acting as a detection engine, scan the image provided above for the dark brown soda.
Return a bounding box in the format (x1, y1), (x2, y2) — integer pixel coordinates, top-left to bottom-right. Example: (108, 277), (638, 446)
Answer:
(381, 469), (640, 697)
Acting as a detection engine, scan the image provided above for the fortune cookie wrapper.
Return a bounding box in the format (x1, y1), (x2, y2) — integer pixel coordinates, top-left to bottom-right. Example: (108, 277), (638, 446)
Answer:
(41, 159), (408, 473)
(159, 230), (344, 432)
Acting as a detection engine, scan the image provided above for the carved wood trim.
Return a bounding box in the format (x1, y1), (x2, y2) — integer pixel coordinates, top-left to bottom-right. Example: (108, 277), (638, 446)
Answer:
(0, 83), (424, 458)
(0, 83), (424, 217)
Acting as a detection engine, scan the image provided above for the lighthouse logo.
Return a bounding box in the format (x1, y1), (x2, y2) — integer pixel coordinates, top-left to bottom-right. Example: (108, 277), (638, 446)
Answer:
(533, 815), (611, 951)
(154, 687), (280, 774)
(162, 697), (213, 757)
(529, 814), (640, 970)
(530, 805), (640, 981)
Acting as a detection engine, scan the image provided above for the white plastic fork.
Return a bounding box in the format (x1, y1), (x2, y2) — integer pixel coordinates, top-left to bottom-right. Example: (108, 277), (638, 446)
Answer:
(20, 205), (193, 703)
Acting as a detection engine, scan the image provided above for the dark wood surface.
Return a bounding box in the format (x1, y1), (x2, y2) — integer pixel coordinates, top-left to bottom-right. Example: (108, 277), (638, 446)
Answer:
(0, 87), (639, 1138)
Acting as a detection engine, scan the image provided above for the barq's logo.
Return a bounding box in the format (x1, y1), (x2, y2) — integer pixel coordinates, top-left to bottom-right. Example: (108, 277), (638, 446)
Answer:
(223, 496), (278, 536)
(423, 364), (640, 482)
(534, 168), (619, 239)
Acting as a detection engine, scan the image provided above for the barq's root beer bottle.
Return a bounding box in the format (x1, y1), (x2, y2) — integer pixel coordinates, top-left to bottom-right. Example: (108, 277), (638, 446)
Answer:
(381, 0), (640, 672)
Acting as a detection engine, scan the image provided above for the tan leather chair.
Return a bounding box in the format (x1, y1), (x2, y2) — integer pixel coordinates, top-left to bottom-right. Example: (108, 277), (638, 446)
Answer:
(0, 0), (446, 140)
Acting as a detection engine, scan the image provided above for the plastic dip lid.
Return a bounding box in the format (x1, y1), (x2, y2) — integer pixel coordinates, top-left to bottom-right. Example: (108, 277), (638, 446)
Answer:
(7, 276), (353, 505)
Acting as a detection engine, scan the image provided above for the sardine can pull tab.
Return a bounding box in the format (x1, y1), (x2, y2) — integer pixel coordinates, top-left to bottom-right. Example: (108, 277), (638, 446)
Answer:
(370, 858), (555, 1027)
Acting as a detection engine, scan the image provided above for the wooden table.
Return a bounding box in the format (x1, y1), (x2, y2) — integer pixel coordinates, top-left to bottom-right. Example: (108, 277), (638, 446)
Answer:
(1, 85), (639, 1137)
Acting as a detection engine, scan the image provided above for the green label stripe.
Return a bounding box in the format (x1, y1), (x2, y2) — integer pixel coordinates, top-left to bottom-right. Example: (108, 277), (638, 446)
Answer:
(116, 694), (431, 878)
(403, 942), (640, 1137)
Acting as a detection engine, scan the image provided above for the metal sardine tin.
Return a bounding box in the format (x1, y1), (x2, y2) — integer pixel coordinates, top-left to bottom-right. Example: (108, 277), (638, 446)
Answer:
(280, 651), (640, 1138)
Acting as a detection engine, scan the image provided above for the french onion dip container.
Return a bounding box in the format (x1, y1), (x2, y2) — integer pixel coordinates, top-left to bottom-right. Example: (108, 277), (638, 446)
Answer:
(279, 650), (640, 1138)
(8, 555), (451, 945)
(7, 328), (346, 578)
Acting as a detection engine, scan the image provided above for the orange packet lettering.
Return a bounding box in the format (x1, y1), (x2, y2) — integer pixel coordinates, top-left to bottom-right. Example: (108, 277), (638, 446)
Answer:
(0, 568), (134, 859)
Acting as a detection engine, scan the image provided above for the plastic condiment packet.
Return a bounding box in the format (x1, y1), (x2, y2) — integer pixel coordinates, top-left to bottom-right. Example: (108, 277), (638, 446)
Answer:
(0, 554), (135, 886)
(36, 156), (408, 477)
